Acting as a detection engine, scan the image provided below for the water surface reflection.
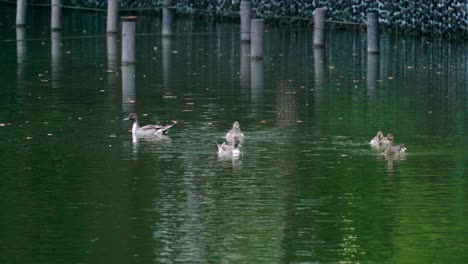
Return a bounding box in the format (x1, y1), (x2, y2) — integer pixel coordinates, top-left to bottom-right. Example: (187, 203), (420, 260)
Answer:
(0, 8), (466, 263)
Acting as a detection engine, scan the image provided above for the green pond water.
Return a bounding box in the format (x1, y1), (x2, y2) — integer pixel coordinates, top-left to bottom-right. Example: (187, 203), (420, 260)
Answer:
(0, 5), (466, 263)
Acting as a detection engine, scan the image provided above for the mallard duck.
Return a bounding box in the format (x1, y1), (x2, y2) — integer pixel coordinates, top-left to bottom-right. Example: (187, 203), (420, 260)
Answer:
(226, 121), (245, 143)
(384, 144), (407, 155)
(124, 113), (175, 137)
(217, 138), (241, 156)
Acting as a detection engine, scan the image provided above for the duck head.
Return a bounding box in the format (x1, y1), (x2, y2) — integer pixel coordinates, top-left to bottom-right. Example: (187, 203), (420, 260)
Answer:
(233, 121), (240, 129)
(124, 113), (138, 121)
(376, 131), (384, 139)
(386, 133), (394, 141)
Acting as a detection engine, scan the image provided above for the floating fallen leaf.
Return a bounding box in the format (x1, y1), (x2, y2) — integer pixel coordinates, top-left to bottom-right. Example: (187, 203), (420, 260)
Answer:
(428, 111), (433, 114)
(109, 134), (117, 138)
(26, 136), (32, 140)
(100, 89), (105, 93)
(0, 123), (5, 127)
(186, 102), (195, 106)
(296, 120), (303, 124)
(47, 133), (53, 136)
(142, 113), (148, 117)
(78, 117), (82, 120)
(261, 120), (267, 124)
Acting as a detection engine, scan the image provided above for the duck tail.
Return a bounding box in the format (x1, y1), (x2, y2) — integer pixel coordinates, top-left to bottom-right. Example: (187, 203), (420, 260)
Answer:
(161, 122), (177, 134)
(399, 145), (407, 153)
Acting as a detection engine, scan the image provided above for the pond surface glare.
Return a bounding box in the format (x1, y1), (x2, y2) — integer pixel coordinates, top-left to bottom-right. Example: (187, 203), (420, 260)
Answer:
(0, 6), (466, 263)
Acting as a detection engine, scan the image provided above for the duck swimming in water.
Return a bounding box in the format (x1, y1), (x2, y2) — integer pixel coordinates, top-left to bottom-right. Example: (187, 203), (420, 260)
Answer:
(384, 144), (407, 155)
(124, 113), (176, 137)
(226, 121), (245, 144)
(370, 131), (384, 146)
(370, 131), (394, 149)
(380, 133), (393, 147)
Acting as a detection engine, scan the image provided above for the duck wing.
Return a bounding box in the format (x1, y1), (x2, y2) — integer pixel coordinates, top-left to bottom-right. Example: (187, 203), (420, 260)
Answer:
(217, 143), (232, 153)
(140, 125), (165, 131)
(142, 123), (175, 131)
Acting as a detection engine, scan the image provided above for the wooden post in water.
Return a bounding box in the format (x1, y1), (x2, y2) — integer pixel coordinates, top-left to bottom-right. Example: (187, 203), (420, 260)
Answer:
(240, 0), (252, 43)
(51, 0), (62, 31)
(313, 8), (326, 48)
(107, 0), (118, 34)
(16, 0), (26, 27)
(121, 16), (136, 65)
(162, 0), (175, 37)
(250, 19), (264, 59)
(367, 12), (380, 54)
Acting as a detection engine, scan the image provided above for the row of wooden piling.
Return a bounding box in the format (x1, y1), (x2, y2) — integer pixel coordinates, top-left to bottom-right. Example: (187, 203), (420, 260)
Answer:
(14, 0), (382, 62)
(240, 2), (380, 56)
